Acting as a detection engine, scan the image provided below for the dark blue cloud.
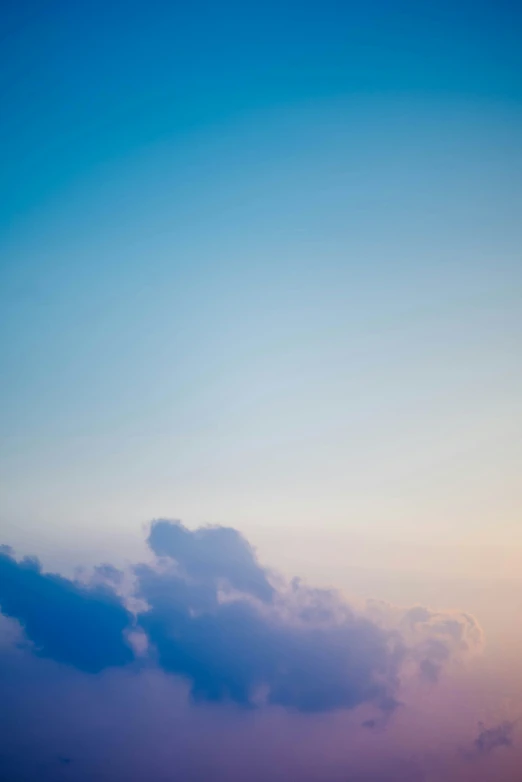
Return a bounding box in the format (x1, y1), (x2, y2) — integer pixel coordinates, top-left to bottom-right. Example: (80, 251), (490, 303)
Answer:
(136, 525), (402, 713)
(0, 548), (134, 673)
(147, 519), (275, 602)
(0, 521), (481, 719)
(1, 521), (514, 782)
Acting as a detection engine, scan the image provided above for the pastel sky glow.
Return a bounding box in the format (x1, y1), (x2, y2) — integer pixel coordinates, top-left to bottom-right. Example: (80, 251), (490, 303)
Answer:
(1, 2), (521, 779)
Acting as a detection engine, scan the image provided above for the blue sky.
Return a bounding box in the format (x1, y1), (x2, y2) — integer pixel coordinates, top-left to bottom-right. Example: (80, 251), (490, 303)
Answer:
(1, 0), (521, 576)
(1, 7), (522, 779)
(2, 0), (521, 225)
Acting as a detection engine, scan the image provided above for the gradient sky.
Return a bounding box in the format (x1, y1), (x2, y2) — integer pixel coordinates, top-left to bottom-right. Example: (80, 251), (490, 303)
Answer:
(1, 0), (521, 586)
(2, 4), (522, 781)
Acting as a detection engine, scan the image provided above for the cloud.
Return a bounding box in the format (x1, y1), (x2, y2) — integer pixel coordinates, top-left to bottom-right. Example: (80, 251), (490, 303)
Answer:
(140, 522), (470, 713)
(147, 519), (275, 602)
(475, 721), (516, 754)
(136, 555), (402, 712)
(0, 522), (483, 712)
(0, 548), (134, 672)
(0, 519), (521, 781)
(93, 563), (124, 585)
(419, 657), (442, 683)
(402, 605), (483, 652)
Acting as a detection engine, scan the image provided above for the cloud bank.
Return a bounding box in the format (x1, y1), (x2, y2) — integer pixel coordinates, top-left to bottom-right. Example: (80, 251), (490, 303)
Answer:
(0, 520), (519, 781)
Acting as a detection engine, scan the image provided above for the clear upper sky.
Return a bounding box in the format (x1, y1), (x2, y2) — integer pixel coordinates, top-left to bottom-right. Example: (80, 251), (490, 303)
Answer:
(1, 1), (521, 571)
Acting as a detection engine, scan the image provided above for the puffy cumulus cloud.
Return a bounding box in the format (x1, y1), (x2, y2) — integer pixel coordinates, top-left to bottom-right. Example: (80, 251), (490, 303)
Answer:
(0, 547), (134, 672)
(147, 520), (275, 602)
(136, 561), (400, 713)
(1, 519), (520, 781)
(135, 521), (407, 713)
(0, 521), (482, 711)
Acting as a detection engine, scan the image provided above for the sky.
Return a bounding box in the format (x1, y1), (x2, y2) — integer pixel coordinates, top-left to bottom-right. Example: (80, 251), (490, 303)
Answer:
(1, 1), (522, 779)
